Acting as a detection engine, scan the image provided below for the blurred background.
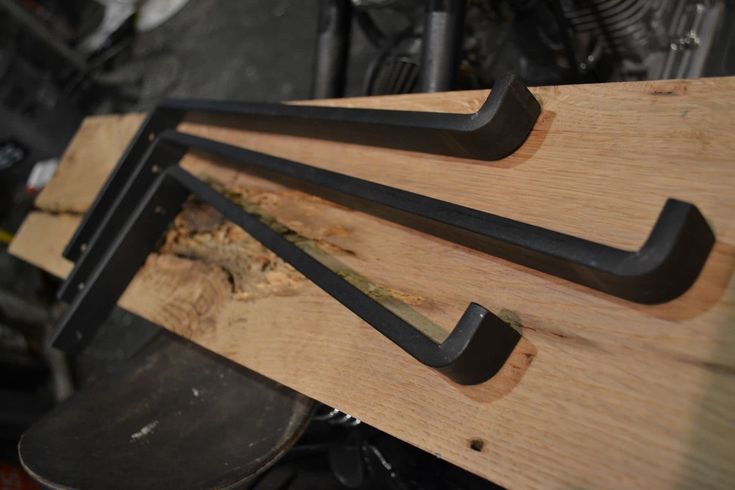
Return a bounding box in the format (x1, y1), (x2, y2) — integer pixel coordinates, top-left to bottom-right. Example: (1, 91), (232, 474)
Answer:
(0, 0), (734, 488)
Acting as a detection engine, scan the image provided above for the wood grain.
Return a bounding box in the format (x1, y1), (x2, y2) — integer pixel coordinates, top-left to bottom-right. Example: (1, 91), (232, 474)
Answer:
(13, 77), (735, 489)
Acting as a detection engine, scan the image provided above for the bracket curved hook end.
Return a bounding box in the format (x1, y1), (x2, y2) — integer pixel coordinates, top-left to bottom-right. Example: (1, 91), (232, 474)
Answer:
(464, 74), (542, 160)
(436, 303), (521, 385)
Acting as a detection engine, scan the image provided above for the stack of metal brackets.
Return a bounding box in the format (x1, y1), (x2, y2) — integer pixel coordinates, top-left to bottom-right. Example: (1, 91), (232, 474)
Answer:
(51, 74), (715, 385)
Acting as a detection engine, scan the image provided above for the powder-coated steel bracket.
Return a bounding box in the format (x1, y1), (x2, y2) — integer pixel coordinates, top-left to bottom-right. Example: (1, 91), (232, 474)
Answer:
(51, 161), (522, 386)
(59, 131), (715, 307)
(62, 73), (541, 262)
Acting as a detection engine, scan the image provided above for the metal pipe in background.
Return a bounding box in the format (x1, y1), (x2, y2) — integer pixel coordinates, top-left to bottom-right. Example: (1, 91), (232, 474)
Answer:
(419, 0), (465, 92)
(311, 0), (352, 98)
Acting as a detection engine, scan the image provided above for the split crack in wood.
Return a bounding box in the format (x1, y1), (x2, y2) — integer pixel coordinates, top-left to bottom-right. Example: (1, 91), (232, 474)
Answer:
(156, 179), (448, 342)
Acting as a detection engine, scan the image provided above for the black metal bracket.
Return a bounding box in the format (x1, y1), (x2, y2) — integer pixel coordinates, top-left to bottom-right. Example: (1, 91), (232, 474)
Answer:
(59, 131), (714, 307)
(62, 73), (541, 262)
(51, 160), (522, 386)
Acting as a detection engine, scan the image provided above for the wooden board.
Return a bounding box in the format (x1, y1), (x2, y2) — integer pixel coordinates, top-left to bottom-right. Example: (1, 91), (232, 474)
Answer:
(10, 77), (735, 489)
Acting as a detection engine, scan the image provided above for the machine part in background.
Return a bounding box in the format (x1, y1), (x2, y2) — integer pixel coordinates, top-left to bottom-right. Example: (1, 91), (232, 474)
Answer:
(348, 0), (734, 96)
(19, 332), (316, 489)
(658, 0), (725, 79)
(254, 414), (502, 489)
(559, 0), (727, 79)
(419, 0), (466, 91)
(313, 406), (362, 427)
(357, 5), (423, 95)
(368, 56), (420, 94)
(313, 0), (353, 98)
